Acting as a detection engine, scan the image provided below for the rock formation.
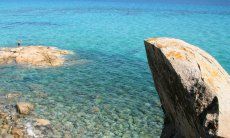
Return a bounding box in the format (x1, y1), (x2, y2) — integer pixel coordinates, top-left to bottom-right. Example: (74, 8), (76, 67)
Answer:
(0, 46), (72, 67)
(144, 38), (230, 137)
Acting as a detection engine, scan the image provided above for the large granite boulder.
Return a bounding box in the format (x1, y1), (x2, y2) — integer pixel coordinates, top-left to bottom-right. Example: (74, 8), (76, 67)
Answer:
(144, 38), (230, 137)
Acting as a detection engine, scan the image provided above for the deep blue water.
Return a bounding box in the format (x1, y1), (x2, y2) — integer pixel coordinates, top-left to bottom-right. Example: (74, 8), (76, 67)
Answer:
(0, 0), (229, 137)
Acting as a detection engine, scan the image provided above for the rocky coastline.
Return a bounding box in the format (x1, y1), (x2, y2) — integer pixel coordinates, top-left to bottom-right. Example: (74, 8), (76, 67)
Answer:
(0, 46), (74, 137)
(145, 38), (230, 137)
(0, 92), (52, 137)
(1, 38), (229, 137)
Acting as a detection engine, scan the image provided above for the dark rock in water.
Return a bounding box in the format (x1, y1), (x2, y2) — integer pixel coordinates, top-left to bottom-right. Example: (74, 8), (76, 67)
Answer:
(144, 38), (230, 137)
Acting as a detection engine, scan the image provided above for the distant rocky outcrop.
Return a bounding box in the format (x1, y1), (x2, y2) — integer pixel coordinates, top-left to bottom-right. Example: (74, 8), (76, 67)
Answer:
(144, 38), (230, 137)
(0, 46), (72, 67)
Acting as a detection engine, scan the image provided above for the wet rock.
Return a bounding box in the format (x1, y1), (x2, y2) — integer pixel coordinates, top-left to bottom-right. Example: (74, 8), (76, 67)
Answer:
(1, 133), (14, 138)
(0, 93), (55, 137)
(11, 127), (24, 138)
(0, 46), (72, 67)
(91, 106), (100, 113)
(0, 128), (7, 134)
(145, 38), (230, 137)
(16, 102), (34, 115)
(1, 124), (10, 130)
(36, 119), (50, 126)
(0, 112), (7, 119)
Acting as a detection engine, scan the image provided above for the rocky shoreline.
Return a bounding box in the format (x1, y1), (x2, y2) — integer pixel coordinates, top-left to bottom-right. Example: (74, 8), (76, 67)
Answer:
(0, 46), (74, 137)
(145, 38), (230, 137)
(0, 92), (52, 137)
(2, 38), (228, 137)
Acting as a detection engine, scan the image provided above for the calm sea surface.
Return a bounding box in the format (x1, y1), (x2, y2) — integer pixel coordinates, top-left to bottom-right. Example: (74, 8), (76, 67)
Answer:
(0, 0), (229, 137)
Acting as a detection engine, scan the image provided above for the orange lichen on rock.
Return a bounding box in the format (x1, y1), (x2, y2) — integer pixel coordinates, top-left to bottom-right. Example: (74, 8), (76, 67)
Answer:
(211, 70), (219, 79)
(166, 51), (187, 60)
(145, 37), (230, 138)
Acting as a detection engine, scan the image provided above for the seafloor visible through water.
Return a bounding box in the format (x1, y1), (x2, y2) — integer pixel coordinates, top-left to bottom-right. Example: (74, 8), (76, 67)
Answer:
(0, 0), (229, 137)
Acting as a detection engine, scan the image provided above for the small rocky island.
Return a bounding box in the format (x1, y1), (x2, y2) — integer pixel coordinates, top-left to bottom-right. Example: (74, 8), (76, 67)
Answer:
(145, 38), (230, 137)
(0, 46), (72, 67)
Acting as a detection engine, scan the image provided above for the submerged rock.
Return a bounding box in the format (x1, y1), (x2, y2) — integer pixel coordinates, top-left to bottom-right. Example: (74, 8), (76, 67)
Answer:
(91, 106), (100, 113)
(36, 119), (50, 126)
(0, 46), (72, 67)
(145, 38), (230, 137)
(0, 92), (55, 137)
(11, 127), (24, 138)
(16, 102), (34, 115)
(6, 92), (21, 100)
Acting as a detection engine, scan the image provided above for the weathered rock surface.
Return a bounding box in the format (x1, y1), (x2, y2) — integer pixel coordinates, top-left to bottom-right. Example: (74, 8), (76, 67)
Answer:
(0, 46), (72, 67)
(16, 102), (34, 115)
(145, 38), (230, 137)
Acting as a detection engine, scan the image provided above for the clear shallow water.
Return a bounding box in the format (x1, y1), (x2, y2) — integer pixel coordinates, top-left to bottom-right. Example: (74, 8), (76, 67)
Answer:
(0, 0), (229, 137)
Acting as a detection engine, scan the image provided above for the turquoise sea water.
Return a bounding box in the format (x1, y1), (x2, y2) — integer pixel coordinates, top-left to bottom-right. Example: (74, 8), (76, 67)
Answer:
(0, 0), (229, 137)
